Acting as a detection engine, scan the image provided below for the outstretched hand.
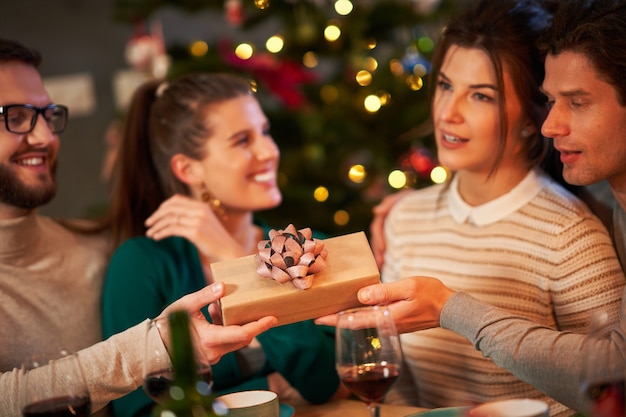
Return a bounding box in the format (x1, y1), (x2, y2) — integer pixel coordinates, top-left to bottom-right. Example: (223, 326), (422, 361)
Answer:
(315, 277), (455, 334)
(158, 282), (277, 363)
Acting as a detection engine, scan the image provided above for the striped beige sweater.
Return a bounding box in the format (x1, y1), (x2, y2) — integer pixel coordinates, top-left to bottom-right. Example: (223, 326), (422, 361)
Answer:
(382, 168), (625, 416)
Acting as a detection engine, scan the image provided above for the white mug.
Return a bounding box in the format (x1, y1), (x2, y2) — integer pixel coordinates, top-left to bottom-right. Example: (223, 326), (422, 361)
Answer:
(470, 399), (549, 417)
(215, 390), (279, 417)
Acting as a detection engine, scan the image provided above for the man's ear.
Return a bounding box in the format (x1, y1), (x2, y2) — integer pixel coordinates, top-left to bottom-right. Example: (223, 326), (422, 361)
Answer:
(170, 154), (203, 186)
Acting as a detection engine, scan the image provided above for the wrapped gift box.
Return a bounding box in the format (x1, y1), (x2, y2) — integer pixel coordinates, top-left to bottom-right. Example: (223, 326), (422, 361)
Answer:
(212, 231), (380, 326)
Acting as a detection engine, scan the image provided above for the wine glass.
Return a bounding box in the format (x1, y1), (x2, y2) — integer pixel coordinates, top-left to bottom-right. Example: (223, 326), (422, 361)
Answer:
(580, 311), (625, 417)
(335, 305), (403, 417)
(20, 350), (91, 417)
(142, 314), (213, 404)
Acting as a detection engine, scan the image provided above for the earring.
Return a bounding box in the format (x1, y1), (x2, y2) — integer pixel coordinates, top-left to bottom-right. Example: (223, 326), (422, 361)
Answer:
(202, 187), (228, 222)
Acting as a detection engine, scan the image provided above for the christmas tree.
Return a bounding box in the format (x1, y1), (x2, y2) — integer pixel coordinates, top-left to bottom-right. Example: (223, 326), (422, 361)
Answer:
(113, 0), (460, 236)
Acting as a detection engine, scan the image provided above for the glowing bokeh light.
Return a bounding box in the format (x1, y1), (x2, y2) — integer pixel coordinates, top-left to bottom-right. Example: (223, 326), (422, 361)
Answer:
(266, 35), (284, 53)
(388, 170), (407, 189)
(249, 79), (258, 93)
(320, 84), (339, 103)
(377, 91), (391, 106)
(189, 41), (208, 57)
(254, 0), (270, 9)
(364, 95), (382, 113)
(235, 43), (254, 60)
(324, 24), (341, 42)
(389, 59), (404, 76)
(335, 0), (353, 15)
(334, 210), (350, 226)
(364, 57), (378, 71)
(406, 75), (424, 91)
(314, 186), (329, 202)
(430, 166), (449, 184)
(413, 64), (428, 77)
(303, 51), (318, 68)
(356, 70), (372, 86)
(418, 36), (435, 53)
(348, 164), (367, 183)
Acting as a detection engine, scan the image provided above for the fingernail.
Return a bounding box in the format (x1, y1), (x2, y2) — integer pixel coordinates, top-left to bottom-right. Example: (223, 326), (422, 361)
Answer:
(211, 282), (223, 294)
(359, 288), (372, 302)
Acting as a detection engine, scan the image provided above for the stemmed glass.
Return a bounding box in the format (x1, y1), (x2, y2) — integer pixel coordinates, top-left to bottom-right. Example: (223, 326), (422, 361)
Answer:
(335, 305), (403, 417)
(142, 315), (213, 404)
(580, 311), (625, 417)
(20, 351), (91, 417)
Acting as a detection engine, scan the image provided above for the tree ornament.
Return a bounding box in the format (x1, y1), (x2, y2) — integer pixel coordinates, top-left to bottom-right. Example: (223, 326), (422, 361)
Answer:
(401, 46), (431, 75)
(254, 0), (270, 9)
(405, 147), (436, 178)
(225, 0), (244, 27)
(124, 20), (169, 77)
(125, 35), (158, 73)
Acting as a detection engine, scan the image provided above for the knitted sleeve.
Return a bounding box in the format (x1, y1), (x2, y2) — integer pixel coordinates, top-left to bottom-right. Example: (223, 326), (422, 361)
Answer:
(442, 291), (626, 412)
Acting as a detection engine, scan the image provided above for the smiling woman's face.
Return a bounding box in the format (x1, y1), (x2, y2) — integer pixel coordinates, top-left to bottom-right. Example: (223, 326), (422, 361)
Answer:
(195, 94), (282, 213)
(432, 45), (529, 177)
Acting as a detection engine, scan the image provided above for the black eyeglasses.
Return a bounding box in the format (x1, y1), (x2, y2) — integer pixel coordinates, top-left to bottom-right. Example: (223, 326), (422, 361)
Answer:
(0, 104), (69, 134)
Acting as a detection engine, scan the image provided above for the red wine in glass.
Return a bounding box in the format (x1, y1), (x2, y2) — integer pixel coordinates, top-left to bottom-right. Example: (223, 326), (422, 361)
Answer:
(143, 315), (213, 404)
(584, 379), (625, 417)
(22, 395), (91, 417)
(339, 363), (400, 405)
(580, 312), (625, 417)
(336, 306), (403, 417)
(143, 366), (213, 403)
(20, 352), (91, 417)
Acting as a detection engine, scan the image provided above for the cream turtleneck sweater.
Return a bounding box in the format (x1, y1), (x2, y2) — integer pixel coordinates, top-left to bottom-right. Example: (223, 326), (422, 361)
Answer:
(0, 212), (158, 416)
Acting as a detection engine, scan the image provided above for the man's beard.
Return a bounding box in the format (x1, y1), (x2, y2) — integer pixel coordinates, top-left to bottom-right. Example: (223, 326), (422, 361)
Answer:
(0, 162), (57, 210)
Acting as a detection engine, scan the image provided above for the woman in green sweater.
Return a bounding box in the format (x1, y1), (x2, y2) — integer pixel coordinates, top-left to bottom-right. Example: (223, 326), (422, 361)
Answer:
(101, 73), (348, 417)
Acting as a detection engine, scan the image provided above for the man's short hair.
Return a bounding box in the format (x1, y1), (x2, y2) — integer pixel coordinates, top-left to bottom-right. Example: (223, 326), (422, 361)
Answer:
(0, 38), (41, 67)
(543, 0), (626, 105)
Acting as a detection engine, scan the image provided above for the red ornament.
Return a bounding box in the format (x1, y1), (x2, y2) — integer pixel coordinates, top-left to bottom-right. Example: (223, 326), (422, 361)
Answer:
(225, 0), (244, 27)
(404, 147), (436, 177)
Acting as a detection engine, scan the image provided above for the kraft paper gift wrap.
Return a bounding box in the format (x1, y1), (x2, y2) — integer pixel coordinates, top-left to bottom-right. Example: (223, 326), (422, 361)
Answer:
(212, 231), (380, 326)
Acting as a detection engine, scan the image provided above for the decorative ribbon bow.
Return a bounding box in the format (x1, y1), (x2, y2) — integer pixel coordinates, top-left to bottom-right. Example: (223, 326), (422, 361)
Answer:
(255, 224), (327, 290)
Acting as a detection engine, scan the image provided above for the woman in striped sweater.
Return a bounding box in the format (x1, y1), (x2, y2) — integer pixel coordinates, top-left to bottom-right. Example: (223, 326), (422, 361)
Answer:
(379, 0), (625, 415)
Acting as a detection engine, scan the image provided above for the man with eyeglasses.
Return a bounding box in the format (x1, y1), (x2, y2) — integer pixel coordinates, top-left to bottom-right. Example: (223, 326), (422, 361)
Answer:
(0, 104), (68, 136)
(0, 38), (276, 416)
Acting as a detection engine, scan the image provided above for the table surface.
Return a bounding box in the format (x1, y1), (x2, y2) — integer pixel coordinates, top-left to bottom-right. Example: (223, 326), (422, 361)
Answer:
(291, 399), (426, 417)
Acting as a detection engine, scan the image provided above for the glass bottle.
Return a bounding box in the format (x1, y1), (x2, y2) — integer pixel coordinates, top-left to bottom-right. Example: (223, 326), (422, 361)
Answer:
(152, 311), (217, 417)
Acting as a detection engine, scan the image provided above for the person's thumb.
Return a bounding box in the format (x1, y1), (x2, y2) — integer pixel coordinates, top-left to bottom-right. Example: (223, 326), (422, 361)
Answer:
(178, 282), (225, 316)
(357, 283), (390, 305)
(358, 280), (414, 305)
